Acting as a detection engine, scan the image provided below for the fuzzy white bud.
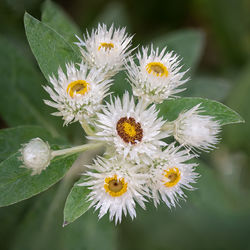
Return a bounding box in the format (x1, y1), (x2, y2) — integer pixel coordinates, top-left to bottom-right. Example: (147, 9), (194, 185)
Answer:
(20, 138), (51, 175)
(173, 104), (221, 151)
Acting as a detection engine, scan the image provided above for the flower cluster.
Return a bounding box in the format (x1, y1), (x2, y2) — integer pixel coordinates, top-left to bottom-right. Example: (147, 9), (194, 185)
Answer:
(20, 24), (221, 224)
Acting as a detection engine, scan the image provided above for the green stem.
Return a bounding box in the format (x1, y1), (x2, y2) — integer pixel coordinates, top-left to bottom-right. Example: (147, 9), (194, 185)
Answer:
(51, 142), (103, 158)
(80, 120), (95, 136)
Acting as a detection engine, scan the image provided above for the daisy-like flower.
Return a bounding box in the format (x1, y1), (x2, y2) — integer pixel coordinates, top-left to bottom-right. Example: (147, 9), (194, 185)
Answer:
(90, 92), (168, 164)
(44, 62), (111, 125)
(126, 46), (188, 104)
(172, 104), (221, 151)
(149, 143), (199, 208)
(78, 156), (149, 224)
(19, 138), (51, 175)
(76, 23), (133, 78)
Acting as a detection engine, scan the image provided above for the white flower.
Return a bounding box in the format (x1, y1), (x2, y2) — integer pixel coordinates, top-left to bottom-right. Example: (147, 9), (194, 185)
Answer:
(126, 46), (188, 104)
(76, 23), (133, 78)
(19, 138), (51, 175)
(78, 156), (149, 224)
(149, 143), (199, 208)
(44, 62), (111, 125)
(173, 104), (221, 151)
(90, 92), (168, 164)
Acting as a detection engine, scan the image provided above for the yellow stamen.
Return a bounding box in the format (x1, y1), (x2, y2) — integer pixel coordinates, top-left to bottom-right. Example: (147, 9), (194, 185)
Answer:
(146, 62), (169, 77)
(67, 80), (90, 98)
(163, 167), (181, 187)
(104, 174), (128, 197)
(123, 122), (137, 137)
(98, 42), (114, 51)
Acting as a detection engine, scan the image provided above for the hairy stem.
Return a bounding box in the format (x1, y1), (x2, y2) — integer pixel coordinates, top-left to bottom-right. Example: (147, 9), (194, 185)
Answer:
(80, 120), (95, 136)
(51, 142), (104, 158)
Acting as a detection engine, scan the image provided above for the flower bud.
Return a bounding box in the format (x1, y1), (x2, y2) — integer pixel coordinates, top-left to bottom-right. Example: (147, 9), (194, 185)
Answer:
(20, 138), (51, 175)
(173, 104), (221, 151)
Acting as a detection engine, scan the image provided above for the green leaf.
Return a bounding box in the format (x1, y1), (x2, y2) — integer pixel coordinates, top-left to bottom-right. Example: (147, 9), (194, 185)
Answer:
(152, 29), (205, 73)
(0, 125), (66, 162)
(0, 152), (77, 207)
(157, 97), (244, 126)
(41, 0), (81, 45)
(63, 177), (91, 225)
(24, 12), (81, 82)
(183, 75), (231, 101)
(0, 36), (62, 137)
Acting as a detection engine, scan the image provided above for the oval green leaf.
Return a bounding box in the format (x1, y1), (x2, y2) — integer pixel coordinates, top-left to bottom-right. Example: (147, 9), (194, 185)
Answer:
(0, 152), (77, 207)
(157, 97), (244, 125)
(63, 177), (91, 225)
(0, 36), (63, 137)
(24, 12), (81, 82)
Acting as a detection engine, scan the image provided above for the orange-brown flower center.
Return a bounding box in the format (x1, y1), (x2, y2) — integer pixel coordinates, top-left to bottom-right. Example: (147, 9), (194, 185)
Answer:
(116, 117), (143, 144)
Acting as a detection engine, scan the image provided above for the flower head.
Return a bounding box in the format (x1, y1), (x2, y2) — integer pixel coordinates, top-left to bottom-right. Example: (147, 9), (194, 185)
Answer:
(76, 23), (133, 78)
(78, 157), (148, 224)
(19, 138), (51, 175)
(44, 62), (111, 125)
(149, 143), (199, 207)
(90, 92), (168, 164)
(173, 104), (221, 151)
(126, 46), (188, 104)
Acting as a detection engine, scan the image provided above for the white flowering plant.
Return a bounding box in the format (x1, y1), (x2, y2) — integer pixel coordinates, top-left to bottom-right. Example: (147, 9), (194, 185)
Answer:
(0, 1), (244, 227)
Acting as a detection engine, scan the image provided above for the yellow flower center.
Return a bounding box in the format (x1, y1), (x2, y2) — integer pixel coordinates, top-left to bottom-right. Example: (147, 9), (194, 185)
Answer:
(104, 174), (128, 197)
(116, 117), (143, 144)
(67, 80), (90, 98)
(123, 122), (137, 137)
(163, 167), (181, 187)
(146, 62), (169, 77)
(98, 42), (114, 51)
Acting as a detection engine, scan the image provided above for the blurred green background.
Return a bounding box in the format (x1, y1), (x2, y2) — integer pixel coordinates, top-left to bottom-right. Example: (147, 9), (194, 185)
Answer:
(0, 0), (250, 249)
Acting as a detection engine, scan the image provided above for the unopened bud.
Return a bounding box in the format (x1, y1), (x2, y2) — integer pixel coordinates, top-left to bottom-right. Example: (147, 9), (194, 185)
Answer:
(173, 104), (221, 151)
(20, 138), (51, 175)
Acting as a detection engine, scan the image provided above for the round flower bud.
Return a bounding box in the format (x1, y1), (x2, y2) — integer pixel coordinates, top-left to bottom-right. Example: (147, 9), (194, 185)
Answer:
(173, 104), (221, 152)
(20, 138), (51, 175)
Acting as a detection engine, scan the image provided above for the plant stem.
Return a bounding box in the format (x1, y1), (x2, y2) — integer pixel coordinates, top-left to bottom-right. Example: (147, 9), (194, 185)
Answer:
(51, 142), (104, 158)
(80, 120), (95, 136)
